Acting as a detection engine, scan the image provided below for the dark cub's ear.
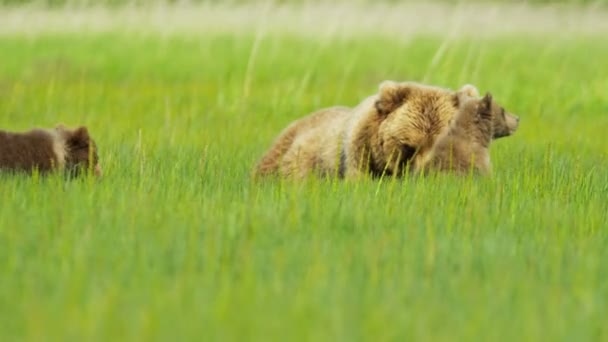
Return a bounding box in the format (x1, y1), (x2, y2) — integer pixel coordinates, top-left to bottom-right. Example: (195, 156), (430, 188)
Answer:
(68, 126), (91, 147)
(478, 92), (493, 119)
(375, 81), (410, 116)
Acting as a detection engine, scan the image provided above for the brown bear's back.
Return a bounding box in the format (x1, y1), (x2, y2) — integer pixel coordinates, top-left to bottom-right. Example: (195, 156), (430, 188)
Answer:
(0, 129), (58, 173)
(254, 106), (351, 178)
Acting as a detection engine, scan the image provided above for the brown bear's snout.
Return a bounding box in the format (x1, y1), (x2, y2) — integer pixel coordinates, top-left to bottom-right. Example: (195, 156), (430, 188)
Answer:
(94, 164), (103, 177)
(505, 112), (519, 135)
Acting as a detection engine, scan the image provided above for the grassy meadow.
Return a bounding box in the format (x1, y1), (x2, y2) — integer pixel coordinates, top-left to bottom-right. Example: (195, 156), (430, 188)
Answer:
(1, 4), (608, 341)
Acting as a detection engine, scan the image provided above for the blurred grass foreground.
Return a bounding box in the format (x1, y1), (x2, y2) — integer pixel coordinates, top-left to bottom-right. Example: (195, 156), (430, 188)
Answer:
(1, 0), (608, 341)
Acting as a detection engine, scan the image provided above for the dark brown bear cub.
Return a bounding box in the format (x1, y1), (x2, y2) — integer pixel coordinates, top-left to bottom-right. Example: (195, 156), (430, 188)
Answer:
(0, 125), (101, 177)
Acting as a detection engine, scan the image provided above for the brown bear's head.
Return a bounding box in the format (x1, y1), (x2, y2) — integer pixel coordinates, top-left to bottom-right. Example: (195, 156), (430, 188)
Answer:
(489, 101), (519, 139)
(455, 84), (519, 139)
(55, 125), (102, 177)
(374, 80), (454, 174)
(374, 80), (411, 116)
(456, 93), (495, 148)
(458, 84), (480, 98)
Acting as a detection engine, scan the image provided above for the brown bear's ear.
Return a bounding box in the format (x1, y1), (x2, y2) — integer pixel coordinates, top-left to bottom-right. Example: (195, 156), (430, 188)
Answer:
(68, 126), (91, 147)
(451, 93), (460, 108)
(375, 81), (410, 116)
(479, 92), (493, 119)
(459, 84), (480, 97)
(454, 84), (480, 108)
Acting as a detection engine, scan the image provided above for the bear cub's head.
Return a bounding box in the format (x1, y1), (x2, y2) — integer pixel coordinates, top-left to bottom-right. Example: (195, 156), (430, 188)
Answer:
(456, 84), (519, 138)
(413, 93), (496, 176)
(375, 81), (520, 140)
(55, 125), (101, 177)
(455, 93), (495, 147)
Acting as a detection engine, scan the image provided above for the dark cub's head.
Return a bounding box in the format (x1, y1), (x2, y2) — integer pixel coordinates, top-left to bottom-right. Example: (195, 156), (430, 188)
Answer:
(56, 125), (101, 177)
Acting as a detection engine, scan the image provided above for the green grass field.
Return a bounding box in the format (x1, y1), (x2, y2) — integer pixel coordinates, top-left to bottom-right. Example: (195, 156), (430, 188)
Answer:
(1, 5), (608, 341)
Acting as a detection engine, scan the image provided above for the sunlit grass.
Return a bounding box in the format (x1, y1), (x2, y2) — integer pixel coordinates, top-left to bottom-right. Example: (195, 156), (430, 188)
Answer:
(0, 23), (607, 342)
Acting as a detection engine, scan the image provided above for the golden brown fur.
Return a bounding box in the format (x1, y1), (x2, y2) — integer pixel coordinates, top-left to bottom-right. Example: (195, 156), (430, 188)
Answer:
(253, 80), (519, 179)
(0, 125), (102, 177)
(412, 94), (495, 176)
(343, 81), (462, 178)
(254, 106), (351, 178)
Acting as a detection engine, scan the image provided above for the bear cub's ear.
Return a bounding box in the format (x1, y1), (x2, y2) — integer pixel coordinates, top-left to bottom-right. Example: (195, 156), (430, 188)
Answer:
(67, 126), (91, 148)
(478, 93), (493, 119)
(375, 80), (410, 116)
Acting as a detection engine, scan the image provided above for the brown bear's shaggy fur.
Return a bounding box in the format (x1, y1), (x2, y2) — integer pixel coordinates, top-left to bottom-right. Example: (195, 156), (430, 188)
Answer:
(255, 106), (351, 178)
(343, 81), (463, 178)
(0, 125), (101, 177)
(412, 93), (495, 176)
(253, 80), (519, 179)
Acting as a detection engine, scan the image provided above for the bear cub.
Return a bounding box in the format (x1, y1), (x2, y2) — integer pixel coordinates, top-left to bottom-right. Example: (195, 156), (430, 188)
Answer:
(413, 93), (495, 176)
(0, 124), (101, 177)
